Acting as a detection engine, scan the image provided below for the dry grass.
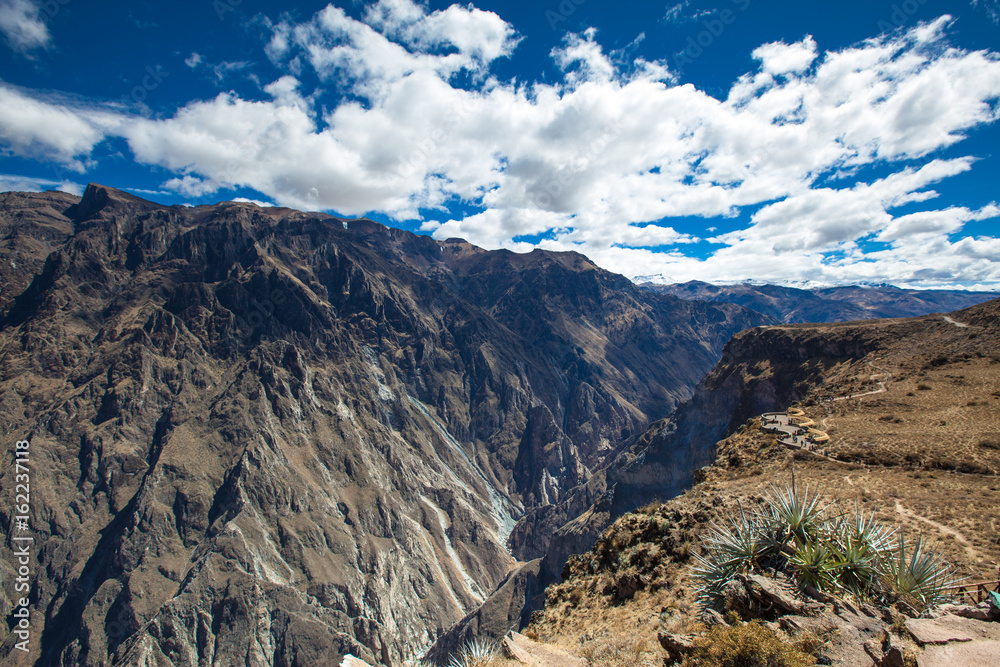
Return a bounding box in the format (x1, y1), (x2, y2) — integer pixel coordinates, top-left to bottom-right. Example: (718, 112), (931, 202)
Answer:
(679, 621), (816, 667)
(578, 637), (659, 666)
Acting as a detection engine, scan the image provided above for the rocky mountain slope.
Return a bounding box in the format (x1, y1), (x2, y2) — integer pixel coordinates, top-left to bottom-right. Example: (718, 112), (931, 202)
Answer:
(642, 280), (997, 324)
(0, 185), (767, 666)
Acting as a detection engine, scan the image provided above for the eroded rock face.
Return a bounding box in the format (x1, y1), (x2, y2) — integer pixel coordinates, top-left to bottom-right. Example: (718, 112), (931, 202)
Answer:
(0, 185), (767, 665)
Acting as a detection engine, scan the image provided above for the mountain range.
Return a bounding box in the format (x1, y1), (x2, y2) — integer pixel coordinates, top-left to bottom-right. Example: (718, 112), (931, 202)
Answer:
(0, 185), (764, 665)
(0, 185), (996, 665)
(641, 280), (997, 324)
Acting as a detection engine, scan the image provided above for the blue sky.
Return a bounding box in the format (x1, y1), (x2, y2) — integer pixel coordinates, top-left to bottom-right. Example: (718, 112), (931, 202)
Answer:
(1, 0), (999, 288)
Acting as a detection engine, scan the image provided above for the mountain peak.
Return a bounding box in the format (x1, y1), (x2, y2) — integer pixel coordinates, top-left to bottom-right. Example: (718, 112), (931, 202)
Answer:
(67, 183), (164, 223)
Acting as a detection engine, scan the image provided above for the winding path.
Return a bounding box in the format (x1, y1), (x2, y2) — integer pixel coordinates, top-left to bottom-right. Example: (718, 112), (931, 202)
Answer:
(895, 500), (980, 562)
(943, 315), (970, 329)
(832, 360), (891, 402)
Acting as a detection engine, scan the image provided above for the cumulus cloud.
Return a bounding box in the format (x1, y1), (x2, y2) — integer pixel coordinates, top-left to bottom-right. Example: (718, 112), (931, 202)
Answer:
(0, 85), (112, 170)
(0, 0), (48, 53)
(752, 36), (818, 75)
(0, 172), (80, 194)
(0, 4), (998, 287)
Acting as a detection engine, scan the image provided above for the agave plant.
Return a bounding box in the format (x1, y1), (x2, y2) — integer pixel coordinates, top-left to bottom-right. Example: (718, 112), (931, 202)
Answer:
(879, 531), (958, 610)
(692, 502), (769, 606)
(700, 502), (769, 571)
(787, 538), (839, 592)
(447, 637), (501, 667)
(828, 506), (896, 597)
(761, 479), (830, 547)
(693, 478), (957, 612)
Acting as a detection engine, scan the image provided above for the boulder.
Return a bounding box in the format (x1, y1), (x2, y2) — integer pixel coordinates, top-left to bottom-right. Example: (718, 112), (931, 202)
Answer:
(658, 632), (696, 664)
(734, 573), (817, 617)
(503, 632), (586, 667)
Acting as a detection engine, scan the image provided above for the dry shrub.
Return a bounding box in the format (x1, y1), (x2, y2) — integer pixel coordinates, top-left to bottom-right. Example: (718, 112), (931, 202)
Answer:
(580, 637), (658, 667)
(790, 629), (827, 657)
(638, 499), (664, 514)
(680, 621), (815, 667)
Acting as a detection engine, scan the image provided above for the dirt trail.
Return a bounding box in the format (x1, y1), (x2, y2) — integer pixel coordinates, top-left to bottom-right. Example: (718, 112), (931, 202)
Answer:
(943, 315), (970, 328)
(832, 360), (891, 402)
(894, 500), (979, 560)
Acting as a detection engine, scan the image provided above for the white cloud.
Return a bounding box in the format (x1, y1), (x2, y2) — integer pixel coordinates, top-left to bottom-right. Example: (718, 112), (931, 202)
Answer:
(263, 75), (311, 112)
(0, 172), (80, 194)
(552, 29), (615, 84)
(971, 0), (1000, 24)
(664, 2), (690, 23)
(185, 52), (203, 68)
(0, 8), (999, 287)
(663, 1), (714, 24)
(877, 204), (1000, 242)
(0, 0), (48, 53)
(0, 85), (111, 170)
(211, 60), (251, 82)
(752, 36), (818, 75)
(232, 196), (275, 207)
(162, 174), (222, 198)
(275, 0), (519, 102)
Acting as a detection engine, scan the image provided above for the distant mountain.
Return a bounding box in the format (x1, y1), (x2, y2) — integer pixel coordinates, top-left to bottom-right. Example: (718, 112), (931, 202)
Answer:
(0, 185), (768, 666)
(640, 280), (998, 324)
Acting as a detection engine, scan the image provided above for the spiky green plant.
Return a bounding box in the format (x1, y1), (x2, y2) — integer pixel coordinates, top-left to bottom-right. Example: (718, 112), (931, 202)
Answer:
(879, 532), (958, 609)
(788, 539), (839, 592)
(693, 479), (956, 612)
(828, 506), (895, 597)
(761, 479), (830, 546)
(692, 502), (770, 606)
(447, 637), (501, 667)
(700, 502), (769, 571)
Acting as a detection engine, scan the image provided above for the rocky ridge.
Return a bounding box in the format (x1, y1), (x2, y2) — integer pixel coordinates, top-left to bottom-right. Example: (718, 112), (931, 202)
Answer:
(642, 280), (997, 324)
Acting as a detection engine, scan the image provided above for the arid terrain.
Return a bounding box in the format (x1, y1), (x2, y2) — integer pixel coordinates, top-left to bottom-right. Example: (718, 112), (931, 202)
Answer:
(522, 300), (1000, 664)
